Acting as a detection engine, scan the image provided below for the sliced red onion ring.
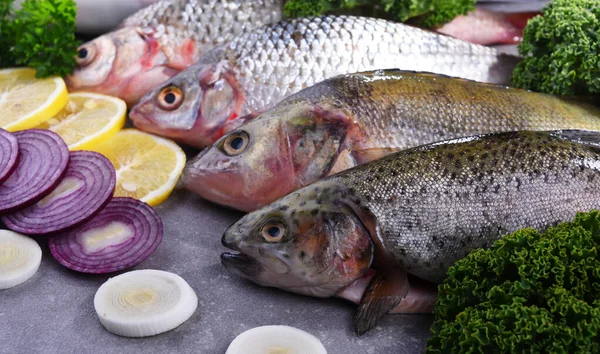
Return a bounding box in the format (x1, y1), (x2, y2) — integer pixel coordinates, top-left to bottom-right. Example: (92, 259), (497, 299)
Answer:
(0, 128), (19, 184)
(2, 151), (117, 234)
(48, 197), (163, 274)
(0, 130), (69, 213)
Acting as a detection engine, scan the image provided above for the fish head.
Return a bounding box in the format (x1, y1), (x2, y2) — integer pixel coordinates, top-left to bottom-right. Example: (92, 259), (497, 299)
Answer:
(221, 190), (374, 298)
(181, 109), (296, 212)
(65, 27), (179, 106)
(182, 102), (356, 211)
(129, 58), (244, 148)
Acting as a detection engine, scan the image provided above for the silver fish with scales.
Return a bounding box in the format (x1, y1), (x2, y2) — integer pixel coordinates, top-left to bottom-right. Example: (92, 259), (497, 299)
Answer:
(130, 15), (521, 148)
(221, 130), (600, 336)
(66, 0), (283, 106)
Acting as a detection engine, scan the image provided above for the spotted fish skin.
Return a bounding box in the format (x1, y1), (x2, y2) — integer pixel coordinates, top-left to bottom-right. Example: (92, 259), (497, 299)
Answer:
(182, 70), (600, 212)
(308, 131), (600, 284)
(222, 130), (600, 291)
(65, 0), (283, 106)
(129, 15), (521, 148)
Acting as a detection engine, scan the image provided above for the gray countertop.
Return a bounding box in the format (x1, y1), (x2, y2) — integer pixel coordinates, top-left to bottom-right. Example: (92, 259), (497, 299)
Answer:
(1, 186), (434, 354)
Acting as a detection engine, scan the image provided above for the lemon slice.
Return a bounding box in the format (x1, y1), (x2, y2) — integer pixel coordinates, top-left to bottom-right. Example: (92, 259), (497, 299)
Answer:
(92, 129), (186, 206)
(0, 68), (68, 132)
(34, 92), (127, 151)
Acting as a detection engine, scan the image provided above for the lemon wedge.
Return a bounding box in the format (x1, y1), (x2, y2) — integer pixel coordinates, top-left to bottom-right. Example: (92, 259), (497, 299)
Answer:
(92, 129), (186, 206)
(34, 92), (126, 151)
(0, 68), (68, 132)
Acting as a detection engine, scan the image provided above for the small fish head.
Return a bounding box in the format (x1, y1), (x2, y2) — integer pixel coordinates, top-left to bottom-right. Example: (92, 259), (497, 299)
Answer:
(129, 60), (244, 148)
(181, 102), (352, 211)
(181, 113), (296, 212)
(221, 190), (373, 298)
(65, 27), (174, 106)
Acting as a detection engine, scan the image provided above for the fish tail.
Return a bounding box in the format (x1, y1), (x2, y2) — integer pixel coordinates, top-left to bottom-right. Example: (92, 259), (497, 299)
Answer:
(488, 53), (522, 85)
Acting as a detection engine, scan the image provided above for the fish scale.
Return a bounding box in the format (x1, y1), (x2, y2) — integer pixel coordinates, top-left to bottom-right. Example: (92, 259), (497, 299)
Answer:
(121, 0), (284, 58)
(231, 16), (516, 111)
(322, 131), (600, 284)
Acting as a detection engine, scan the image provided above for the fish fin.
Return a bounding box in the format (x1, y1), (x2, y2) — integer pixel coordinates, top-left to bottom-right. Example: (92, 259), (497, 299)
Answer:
(548, 130), (600, 148)
(328, 149), (358, 176)
(352, 147), (403, 165)
(309, 105), (364, 143)
(287, 105), (363, 184)
(354, 269), (409, 336)
(389, 275), (437, 314)
(337, 201), (409, 335)
(488, 53), (523, 86)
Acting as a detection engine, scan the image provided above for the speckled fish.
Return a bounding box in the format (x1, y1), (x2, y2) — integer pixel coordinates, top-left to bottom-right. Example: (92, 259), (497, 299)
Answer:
(129, 15), (522, 148)
(220, 130), (600, 335)
(181, 70), (600, 212)
(65, 0), (283, 106)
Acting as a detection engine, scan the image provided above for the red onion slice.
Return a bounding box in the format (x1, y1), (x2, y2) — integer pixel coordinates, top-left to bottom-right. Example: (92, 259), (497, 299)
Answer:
(48, 197), (163, 274)
(2, 151), (117, 234)
(0, 130), (69, 213)
(0, 128), (19, 184)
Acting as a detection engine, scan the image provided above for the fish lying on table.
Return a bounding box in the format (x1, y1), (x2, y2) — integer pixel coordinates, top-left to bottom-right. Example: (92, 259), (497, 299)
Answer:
(181, 69), (600, 212)
(129, 15), (522, 149)
(65, 0), (284, 106)
(220, 129), (600, 336)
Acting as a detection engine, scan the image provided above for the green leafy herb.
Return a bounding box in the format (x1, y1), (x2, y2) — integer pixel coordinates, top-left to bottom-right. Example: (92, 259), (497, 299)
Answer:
(426, 210), (600, 353)
(0, 0), (15, 68)
(282, 0), (476, 28)
(511, 0), (600, 96)
(1, 0), (80, 78)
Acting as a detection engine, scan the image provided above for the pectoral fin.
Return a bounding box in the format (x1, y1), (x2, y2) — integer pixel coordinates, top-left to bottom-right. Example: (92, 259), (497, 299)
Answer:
(354, 269), (409, 336)
(328, 149), (357, 176)
(352, 147), (402, 165)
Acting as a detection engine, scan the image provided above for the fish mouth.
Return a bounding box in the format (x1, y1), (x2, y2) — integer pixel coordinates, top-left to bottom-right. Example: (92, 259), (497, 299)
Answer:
(220, 252), (262, 278)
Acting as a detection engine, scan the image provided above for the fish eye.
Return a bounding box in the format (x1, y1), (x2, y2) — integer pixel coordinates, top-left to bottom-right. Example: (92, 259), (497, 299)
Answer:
(222, 131), (249, 156)
(157, 86), (183, 111)
(75, 44), (95, 66)
(261, 221), (285, 243)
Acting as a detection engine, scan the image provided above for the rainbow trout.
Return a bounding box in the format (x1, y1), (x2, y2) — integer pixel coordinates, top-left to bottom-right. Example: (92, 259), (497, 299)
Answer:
(65, 0), (283, 106)
(221, 130), (600, 335)
(129, 15), (521, 148)
(182, 70), (600, 212)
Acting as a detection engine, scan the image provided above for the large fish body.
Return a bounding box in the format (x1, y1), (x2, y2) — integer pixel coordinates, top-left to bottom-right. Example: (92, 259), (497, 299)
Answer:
(129, 15), (521, 148)
(182, 70), (600, 212)
(221, 130), (600, 335)
(65, 0), (284, 106)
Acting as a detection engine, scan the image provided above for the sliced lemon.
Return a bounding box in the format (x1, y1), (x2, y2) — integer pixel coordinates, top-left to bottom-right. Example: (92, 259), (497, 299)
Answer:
(0, 67), (68, 132)
(34, 92), (127, 151)
(92, 129), (186, 207)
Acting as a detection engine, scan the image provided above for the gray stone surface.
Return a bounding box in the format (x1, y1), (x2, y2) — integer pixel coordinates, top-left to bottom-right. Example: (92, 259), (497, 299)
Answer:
(1, 187), (434, 354)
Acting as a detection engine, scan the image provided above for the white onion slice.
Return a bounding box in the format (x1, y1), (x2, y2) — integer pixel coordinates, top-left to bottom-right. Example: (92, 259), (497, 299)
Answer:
(226, 325), (328, 354)
(0, 230), (42, 290)
(94, 269), (198, 337)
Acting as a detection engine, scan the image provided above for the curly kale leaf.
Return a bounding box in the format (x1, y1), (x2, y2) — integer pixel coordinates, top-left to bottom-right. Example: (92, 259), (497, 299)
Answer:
(0, 0), (16, 67)
(10, 0), (80, 77)
(426, 210), (600, 353)
(0, 0), (80, 77)
(283, 0), (475, 28)
(511, 0), (600, 96)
